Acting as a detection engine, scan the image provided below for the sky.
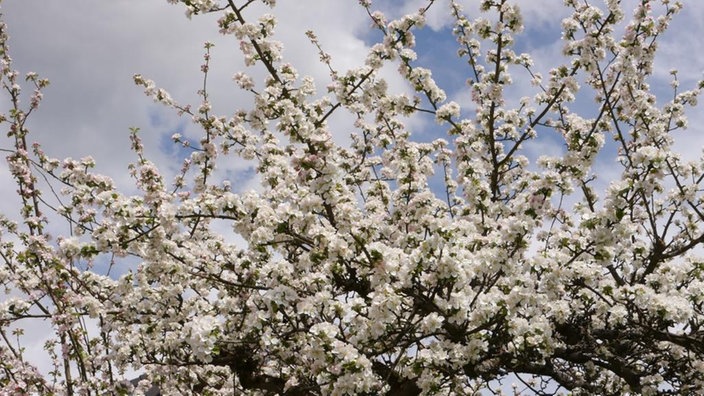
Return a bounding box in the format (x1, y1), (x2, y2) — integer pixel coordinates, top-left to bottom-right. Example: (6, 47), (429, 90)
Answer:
(2, 1), (704, 195)
(1, 0), (702, 199)
(2, 0), (704, 388)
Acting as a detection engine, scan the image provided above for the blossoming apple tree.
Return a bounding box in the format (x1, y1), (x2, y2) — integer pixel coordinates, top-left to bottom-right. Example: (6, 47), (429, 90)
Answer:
(2, 0), (704, 394)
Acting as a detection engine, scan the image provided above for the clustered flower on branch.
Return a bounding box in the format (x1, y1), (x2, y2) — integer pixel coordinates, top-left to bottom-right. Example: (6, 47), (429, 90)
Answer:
(1, 0), (704, 395)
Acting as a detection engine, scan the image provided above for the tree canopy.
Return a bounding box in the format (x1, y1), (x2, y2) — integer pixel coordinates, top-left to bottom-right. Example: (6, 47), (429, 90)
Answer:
(2, 0), (704, 394)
